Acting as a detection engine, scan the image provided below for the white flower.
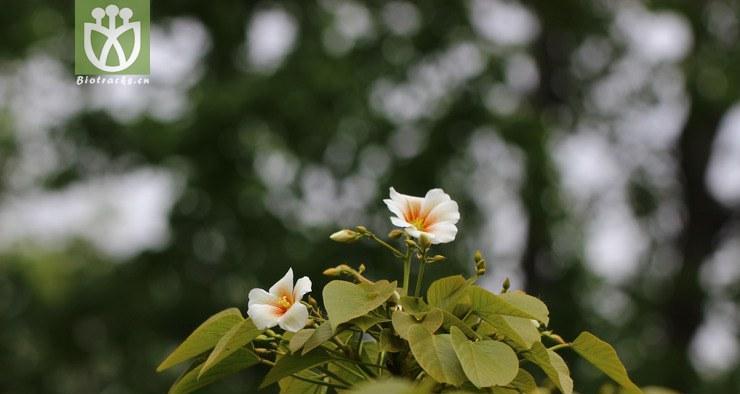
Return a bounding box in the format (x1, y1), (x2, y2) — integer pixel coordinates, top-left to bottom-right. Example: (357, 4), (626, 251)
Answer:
(247, 268), (312, 332)
(383, 187), (460, 244)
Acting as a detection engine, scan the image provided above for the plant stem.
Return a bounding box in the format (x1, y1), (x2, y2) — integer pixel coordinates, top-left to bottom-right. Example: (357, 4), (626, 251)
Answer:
(376, 351), (386, 376)
(259, 359), (275, 367)
(326, 264), (372, 284)
(414, 261), (426, 297)
(290, 373), (349, 390)
(317, 366), (353, 387)
(402, 252), (412, 296)
(331, 360), (369, 380)
(366, 232), (403, 257)
(413, 245), (429, 297)
(330, 337), (352, 357)
(548, 343), (571, 351)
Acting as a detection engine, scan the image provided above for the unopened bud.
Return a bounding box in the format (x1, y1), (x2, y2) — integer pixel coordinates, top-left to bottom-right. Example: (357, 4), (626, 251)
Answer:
(502, 278), (510, 293)
(389, 290), (401, 305)
(405, 239), (417, 248)
(355, 225), (368, 233)
(419, 234), (432, 249)
(255, 348), (271, 355)
(330, 229), (362, 243)
(474, 250), (484, 263)
(429, 255), (446, 263)
(265, 329), (278, 337)
(323, 267), (341, 276)
(358, 263), (366, 274)
(388, 229), (404, 239)
(474, 250), (486, 275)
(308, 295), (319, 308)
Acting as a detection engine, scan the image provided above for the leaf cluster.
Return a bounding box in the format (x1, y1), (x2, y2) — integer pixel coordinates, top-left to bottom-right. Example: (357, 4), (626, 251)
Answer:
(157, 228), (646, 394)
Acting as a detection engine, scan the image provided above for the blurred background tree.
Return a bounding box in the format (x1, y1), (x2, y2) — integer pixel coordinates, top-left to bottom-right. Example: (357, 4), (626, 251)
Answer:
(1, 0), (739, 393)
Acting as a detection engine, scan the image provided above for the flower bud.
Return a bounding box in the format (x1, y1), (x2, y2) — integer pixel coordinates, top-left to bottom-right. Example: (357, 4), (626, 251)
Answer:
(308, 295), (319, 308)
(405, 239), (418, 248)
(474, 250), (484, 263)
(474, 250), (486, 275)
(358, 263), (366, 274)
(419, 234), (432, 249)
(502, 277), (510, 293)
(388, 229), (404, 239)
(323, 267), (341, 276)
(330, 229), (362, 243)
(429, 255), (446, 263)
(389, 290), (401, 305)
(355, 225), (368, 233)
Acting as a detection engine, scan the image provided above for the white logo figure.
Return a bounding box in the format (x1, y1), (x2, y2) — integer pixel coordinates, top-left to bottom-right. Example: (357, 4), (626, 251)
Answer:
(84, 5), (141, 72)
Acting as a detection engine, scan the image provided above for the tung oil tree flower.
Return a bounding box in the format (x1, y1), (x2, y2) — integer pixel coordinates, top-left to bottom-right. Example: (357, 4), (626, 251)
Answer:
(384, 187), (460, 244)
(158, 187), (653, 394)
(247, 268), (311, 332)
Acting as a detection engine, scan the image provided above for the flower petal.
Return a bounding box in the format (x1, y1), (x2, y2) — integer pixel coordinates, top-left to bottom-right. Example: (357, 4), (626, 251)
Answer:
(248, 303), (282, 330)
(269, 268), (294, 298)
(390, 216), (412, 228)
(277, 303), (309, 332)
(248, 288), (277, 307)
(405, 227), (423, 239)
(420, 188), (452, 216)
(293, 276), (312, 301)
(426, 200), (460, 225)
(388, 187), (424, 222)
(389, 187), (423, 205)
(384, 198), (406, 221)
(426, 222), (458, 244)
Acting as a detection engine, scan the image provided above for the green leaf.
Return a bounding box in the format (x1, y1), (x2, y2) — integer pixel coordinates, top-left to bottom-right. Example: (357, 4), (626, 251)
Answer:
(467, 287), (549, 325)
(449, 327), (518, 388)
(571, 332), (642, 394)
(490, 387), (518, 394)
(524, 342), (573, 394)
(289, 328), (315, 354)
(347, 378), (420, 394)
(499, 291), (550, 326)
(157, 308), (244, 372)
(478, 315), (539, 350)
(508, 369), (538, 393)
(379, 327), (405, 353)
(641, 387), (679, 394)
(323, 280), (397, 330)
(326, 364), (364, 388)
(260, 347), (333, 389)
(440, 309), (479, 340)
(398, 296), (430, 317)
(392, 309), (444, 339)
(302, 322), (335, 355)
(279, 373), (328, 394)
(199, 318), (260, 377)
(407, 325), (467, 386)
(168, 348), (258, 394)
(348, 307), (390, 331)
(427, 275), (469, 312)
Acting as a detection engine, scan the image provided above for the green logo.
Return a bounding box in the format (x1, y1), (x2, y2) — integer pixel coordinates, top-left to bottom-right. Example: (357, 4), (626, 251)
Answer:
(75, 0), (150, 75)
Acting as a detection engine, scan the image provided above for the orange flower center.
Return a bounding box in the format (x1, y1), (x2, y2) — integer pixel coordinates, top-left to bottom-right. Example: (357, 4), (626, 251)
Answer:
(409, 217), (427, 231)
(277, 295), (292, 311)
